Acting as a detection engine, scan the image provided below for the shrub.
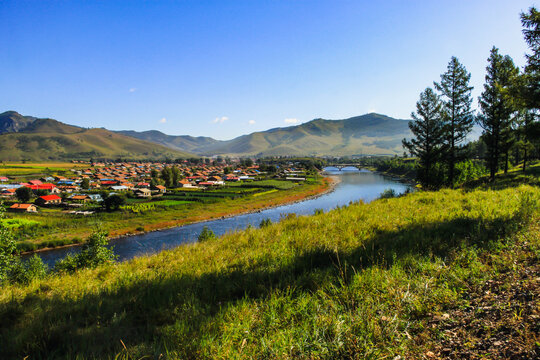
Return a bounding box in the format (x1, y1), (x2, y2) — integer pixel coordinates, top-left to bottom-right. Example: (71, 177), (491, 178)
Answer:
(54, 231), (117, 272)
(198, 226), (216, 242)
(9, 255), (48, 284)
(259, 218), (272, 228)
(379, 188), (397, 199)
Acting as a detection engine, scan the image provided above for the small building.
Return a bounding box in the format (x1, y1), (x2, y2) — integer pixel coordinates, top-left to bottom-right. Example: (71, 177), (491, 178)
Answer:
(9, 203), (38, 213)
(69, 194), (90, 203)
(36, 194), (62, 206)
(135, 188), (152, 198)
(154, 185), (167, 193)
(87, 194), (103, 202)
(0, 188), (16, 197)
(27, 183), (60, 194)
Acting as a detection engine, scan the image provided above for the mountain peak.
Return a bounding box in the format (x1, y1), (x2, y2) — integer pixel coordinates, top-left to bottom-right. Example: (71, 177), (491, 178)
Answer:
(0, 110), (37, 134)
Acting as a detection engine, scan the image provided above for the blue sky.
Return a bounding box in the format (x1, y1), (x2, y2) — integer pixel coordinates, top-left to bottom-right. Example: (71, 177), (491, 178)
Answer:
(0, 0), (536, 139)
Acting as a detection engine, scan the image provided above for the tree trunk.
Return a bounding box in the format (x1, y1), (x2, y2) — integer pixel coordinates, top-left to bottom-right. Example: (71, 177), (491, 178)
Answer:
(504, 150), (509, 174)
(523, 148), (527, 172)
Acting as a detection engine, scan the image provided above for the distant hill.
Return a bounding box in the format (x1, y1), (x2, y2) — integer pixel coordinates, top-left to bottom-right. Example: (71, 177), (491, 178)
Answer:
(0, 111), (194, 161)
(120, 113), (411, 157)
(117, 130), (220, 153)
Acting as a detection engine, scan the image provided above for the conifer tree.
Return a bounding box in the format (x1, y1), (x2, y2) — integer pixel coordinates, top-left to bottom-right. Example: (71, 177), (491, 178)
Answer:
(520, 7), (540, 114)
(402, 87), (446, 189)
(478, 47), (519, 181)
(434, 57), (474, 186)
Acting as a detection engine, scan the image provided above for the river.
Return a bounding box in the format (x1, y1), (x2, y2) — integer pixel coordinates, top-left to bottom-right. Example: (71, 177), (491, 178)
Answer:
(35, 168), (411, 266)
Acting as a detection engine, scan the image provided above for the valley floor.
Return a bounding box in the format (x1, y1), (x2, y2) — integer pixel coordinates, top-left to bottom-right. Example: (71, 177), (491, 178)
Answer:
(9, 177), (334, 253)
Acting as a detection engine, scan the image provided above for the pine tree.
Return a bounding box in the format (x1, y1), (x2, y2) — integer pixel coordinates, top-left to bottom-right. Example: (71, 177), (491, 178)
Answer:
(402, 87), (446, 189)
(478, 47), (519, 181)
(520, 7), (540, 114)
(434, 57), (474, 186)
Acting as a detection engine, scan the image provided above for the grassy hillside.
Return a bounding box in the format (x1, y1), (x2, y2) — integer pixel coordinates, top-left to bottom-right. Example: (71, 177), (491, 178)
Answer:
(198, 113), (411, 156)
(1, 176), (538, 358)
(0, 126), (193, 161)
(120, 113), (412, 157)
(116, 130), (220, 153)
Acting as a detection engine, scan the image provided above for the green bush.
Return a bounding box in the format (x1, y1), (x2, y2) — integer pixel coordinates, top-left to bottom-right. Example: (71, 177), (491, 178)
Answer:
(259, 218), (272, 228)
(198, 226), (216, 242)
(54, 231), (117, 272)
(379, 188), (397, 199)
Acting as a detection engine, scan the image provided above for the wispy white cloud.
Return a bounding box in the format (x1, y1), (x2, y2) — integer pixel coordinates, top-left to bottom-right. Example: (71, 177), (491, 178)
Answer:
(248, 120), (256, 125)
(129, 88), (137, 93)
(212, 116), (229, 124)
(284, 118), (300, 124)
(159, 117), (167, 124)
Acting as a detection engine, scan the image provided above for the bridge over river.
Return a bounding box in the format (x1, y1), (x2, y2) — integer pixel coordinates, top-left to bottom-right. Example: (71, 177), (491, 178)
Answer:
(324, 164), (364, 170)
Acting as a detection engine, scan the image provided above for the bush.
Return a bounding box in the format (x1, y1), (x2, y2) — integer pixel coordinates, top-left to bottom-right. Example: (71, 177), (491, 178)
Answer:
(104, 194), (127, 212)
(9, 255), (48, 284)
(54, 231), (116, 272)
(259, 218), (272, 228)
(198, 226), (216, 242)
(379, 188), (397, 199)
(455, 160), (488, 185)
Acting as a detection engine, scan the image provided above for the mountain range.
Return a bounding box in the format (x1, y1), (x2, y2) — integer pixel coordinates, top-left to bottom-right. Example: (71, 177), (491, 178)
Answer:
(0, 111), (411, 160)
(117, 113), (411, 157)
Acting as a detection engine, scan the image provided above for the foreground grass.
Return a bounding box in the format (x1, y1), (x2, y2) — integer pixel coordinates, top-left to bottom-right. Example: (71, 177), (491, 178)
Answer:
(0, 183), (538, 358)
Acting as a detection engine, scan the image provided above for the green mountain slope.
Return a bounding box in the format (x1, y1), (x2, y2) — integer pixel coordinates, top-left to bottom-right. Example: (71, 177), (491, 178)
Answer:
(119, 113), (411, 157)
(117, 130), (220, 152)
(200, 113), (411, 156)
(0, 112), (194, 161)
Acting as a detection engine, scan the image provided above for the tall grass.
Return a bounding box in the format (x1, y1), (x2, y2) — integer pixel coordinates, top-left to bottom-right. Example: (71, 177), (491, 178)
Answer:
(0, 185), (538, 358)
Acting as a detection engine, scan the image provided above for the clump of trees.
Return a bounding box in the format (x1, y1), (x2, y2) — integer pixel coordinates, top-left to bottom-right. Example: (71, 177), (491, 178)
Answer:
(54, 230), (117, 272)
(0, 205), (48, 284)
(1, 202), (116, 285)
(404, 7), (539, 188)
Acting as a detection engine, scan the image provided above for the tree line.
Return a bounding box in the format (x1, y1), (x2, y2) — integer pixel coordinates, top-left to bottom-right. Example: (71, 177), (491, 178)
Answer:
(404, 7), (539, 189)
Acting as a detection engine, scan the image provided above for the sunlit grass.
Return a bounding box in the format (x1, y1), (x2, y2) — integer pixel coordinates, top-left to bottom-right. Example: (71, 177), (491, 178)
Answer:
(1, 182), (538, 358)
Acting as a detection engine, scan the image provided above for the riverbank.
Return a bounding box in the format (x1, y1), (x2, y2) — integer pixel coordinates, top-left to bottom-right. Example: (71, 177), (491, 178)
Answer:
(21, 176), (338, 255)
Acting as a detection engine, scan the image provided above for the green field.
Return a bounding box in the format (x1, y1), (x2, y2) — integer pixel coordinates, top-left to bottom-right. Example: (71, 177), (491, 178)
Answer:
(0, 168), (538, 358)
(0, 162), (89, 178)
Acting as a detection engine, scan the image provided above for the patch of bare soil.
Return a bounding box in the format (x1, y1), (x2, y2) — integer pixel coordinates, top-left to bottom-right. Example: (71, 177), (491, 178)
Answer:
(421, 245), (539, 359)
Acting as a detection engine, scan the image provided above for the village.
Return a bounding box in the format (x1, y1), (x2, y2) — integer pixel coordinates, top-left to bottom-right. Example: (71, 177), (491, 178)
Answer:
(0, 160), (310, 215)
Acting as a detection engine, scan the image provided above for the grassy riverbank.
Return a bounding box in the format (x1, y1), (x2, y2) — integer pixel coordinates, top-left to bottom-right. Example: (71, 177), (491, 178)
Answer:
(7, 177), (332, 252)
(0, 169), (538, 358)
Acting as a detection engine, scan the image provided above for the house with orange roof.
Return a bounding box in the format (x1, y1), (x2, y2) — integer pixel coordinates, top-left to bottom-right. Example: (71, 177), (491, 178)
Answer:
(9, 203), (38, 213)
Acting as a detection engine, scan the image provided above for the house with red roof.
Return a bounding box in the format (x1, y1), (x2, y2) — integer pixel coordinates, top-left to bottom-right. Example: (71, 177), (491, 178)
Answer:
(27, 183), (60, 194)
(36, 194), (62, 206)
